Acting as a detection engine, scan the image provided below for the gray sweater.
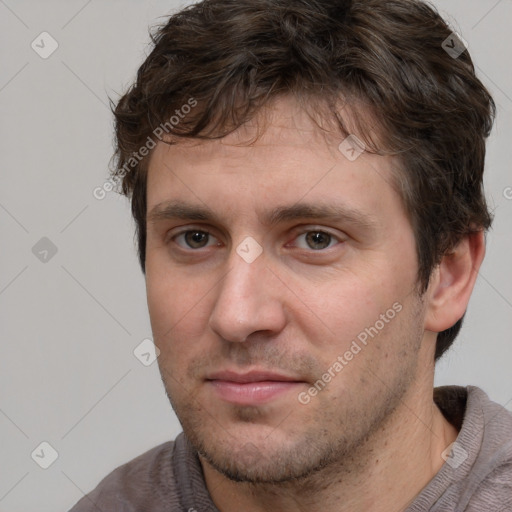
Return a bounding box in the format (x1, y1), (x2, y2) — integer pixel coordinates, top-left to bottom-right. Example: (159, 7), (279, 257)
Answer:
(69, 386), (512, 511)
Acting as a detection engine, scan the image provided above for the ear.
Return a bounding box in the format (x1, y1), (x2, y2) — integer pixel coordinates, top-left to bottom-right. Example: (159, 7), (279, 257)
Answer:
(424, 231), (486, 333)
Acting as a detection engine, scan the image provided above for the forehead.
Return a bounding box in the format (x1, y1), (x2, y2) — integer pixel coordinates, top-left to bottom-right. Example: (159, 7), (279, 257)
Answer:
(145, 96), (404, 224)
(154, 94), (376, 157)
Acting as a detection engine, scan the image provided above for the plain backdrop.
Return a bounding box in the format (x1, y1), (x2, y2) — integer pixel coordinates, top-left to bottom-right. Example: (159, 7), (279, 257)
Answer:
(0, 1), (511, 510)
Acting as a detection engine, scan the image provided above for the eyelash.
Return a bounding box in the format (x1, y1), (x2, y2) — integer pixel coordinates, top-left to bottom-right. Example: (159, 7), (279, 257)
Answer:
(169, 227), (343, 252)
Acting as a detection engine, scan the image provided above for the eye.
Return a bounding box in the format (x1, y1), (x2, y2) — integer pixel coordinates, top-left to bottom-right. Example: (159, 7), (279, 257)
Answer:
(292, 230), (341, 250)
(173, 230), (220, 249)
(169, 228), (341, 252)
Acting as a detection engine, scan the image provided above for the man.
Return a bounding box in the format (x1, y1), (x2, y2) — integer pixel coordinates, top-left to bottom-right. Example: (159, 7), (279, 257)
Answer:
(70, 0), (512, 510)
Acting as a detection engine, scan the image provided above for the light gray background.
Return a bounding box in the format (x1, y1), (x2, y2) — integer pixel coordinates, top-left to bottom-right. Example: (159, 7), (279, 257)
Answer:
(0, 1), (511, 511)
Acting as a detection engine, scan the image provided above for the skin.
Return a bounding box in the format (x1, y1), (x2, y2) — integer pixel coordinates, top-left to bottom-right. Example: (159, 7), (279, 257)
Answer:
(144, 96), (485, 512)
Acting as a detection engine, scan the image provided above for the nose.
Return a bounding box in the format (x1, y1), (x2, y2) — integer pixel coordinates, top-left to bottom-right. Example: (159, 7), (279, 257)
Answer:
(208, 249), (287, 343)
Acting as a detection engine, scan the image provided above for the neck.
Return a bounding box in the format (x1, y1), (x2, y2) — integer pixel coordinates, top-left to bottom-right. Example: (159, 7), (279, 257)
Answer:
(201, 377), (459, 512)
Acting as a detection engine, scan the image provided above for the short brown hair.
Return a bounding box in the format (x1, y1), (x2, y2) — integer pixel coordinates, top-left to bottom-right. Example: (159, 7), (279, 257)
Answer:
(111, 0), (495, 361)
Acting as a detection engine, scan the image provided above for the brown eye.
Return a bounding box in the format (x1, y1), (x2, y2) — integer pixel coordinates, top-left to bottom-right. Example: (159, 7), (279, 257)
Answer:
(296, 230), (341, 251)
(304, 231), (333, 250)
(185, 231), (208, 249)
(183, 230), (210, 248)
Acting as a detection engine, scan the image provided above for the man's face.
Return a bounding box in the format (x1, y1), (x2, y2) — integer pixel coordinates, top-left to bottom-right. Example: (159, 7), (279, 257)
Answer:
(145, 98), (429, 483)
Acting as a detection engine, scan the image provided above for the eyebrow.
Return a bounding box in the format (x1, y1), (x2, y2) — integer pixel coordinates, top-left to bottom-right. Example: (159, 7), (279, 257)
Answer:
(147, 200), (378, 232)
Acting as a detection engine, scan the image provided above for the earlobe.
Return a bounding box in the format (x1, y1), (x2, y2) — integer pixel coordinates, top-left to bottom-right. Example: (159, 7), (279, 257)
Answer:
(424, 231), (486, 333)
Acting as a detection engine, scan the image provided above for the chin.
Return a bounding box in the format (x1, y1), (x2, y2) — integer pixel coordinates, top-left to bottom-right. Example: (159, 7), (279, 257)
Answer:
(191, 427), (343, 485)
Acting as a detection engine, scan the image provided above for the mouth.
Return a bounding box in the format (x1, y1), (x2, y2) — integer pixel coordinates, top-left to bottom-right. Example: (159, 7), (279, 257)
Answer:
(205, 369), (305, 405)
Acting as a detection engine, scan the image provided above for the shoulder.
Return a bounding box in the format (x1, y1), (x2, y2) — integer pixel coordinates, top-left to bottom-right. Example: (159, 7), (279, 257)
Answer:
(461, 386), (512, 511)
(418, 386), (512, 512)
(68, 440), (182, 511)
(466, 462), (512, 511)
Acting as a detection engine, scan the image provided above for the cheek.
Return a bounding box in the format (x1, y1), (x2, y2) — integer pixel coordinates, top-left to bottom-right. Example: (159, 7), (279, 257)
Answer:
(292, 271), (386, 340)
(146, 249), (193, 331)
(294, 266), (412, 370)
(146, 270), (213, 362)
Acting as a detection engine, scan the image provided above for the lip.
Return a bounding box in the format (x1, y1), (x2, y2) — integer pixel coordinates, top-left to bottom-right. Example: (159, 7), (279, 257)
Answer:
(205, 369), (304, 405)
(206, 370), (301, 383)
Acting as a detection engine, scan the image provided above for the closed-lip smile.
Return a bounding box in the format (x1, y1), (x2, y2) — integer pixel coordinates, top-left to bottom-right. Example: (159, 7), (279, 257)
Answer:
(205, 369), (305, 405)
